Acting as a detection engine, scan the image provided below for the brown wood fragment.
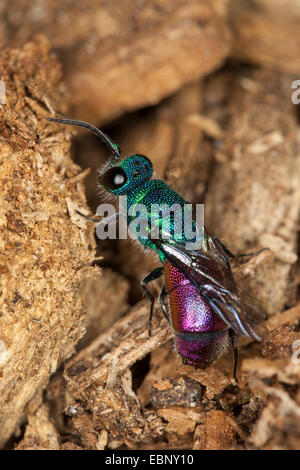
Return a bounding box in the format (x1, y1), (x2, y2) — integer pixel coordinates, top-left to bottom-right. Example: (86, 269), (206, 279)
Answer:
(64, 301), (171, 393)
(78, 268), (130, 348)
(1, 1), (231, 124)
(266, 303), (300, 331)
(229, 0), (300, 73)
(0, 38), (96, 447)
(205, 68), (300, 314)
(157, 407), (203, 436)
(194, 410), (236, 450)
(250, 381), (300, 450)
(16, 405), (60, 450)
(262, 326), (300, 360)
(61, 302), (172, 447)
(151, 376), (203, 409)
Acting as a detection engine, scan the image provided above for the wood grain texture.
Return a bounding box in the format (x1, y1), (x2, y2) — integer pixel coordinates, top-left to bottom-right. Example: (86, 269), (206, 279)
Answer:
(0, 38), (97, 446)
(0, 0), (231, 123)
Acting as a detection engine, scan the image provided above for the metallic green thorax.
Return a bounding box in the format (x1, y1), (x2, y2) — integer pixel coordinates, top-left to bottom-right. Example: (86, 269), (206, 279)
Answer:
(124, 179), (188, 261)
(98, 154), (198, 262)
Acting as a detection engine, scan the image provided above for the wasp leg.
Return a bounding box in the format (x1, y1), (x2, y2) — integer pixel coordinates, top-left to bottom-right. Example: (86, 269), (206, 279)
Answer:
(75, 211), (100, 223)
(76, 211), (120, 224)
(141, 267), (164, 337)
(229, 328), (238, 384)
(213, 237), (267, 260)
(158, 284), (170, 324)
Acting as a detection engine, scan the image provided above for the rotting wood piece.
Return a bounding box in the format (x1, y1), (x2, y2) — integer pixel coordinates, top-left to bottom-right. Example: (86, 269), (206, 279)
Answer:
(0, 0), (232, 124)
(0, 37), (97, 447)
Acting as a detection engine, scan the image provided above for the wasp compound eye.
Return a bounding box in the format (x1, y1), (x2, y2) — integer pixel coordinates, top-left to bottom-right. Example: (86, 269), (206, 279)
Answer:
(99, 167), (128, 190)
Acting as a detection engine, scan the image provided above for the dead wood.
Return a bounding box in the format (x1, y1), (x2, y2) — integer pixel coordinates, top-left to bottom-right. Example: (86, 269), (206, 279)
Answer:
(205, 68), (300, 315)
(0, 37), (97, 447)
(229, 0), (300, 73)
(34, 253), (290, 450)
(1, 0), (300, 452)
(0, 0), (231, 124)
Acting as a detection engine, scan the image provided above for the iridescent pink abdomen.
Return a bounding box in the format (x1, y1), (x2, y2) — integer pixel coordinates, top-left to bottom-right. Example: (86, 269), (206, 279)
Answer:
(164, 260), (229, 368)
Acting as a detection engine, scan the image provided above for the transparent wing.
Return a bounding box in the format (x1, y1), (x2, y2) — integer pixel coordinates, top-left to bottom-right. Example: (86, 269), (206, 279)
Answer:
(210, 236), (267, 328)
(153, 236), (267, 341)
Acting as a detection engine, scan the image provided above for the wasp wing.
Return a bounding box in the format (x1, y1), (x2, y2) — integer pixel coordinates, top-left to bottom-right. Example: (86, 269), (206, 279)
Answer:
(209, 236), (267, 328)
(153, 238), (267, 341)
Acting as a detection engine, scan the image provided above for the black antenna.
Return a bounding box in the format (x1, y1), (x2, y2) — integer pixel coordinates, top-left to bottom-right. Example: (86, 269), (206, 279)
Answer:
(46, 115), (121, 160)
